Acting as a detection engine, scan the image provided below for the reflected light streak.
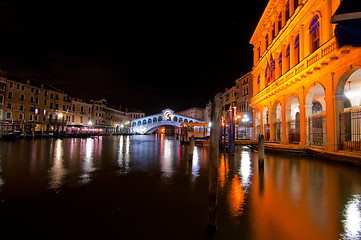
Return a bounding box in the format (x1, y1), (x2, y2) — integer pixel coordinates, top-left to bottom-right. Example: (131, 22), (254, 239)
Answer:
(218, 155), (229, 189)
(117, 136), (131, 175)
(161, 139), (173, 178)
(228, 176), (245, 218)
(80, 138), (94, 184)
(0, 160), (3, 189)
(342, 195), (361, 240)
(191, 147), (200, 181)
(239, 151), (252, 189)
(49, 140), (66, 190)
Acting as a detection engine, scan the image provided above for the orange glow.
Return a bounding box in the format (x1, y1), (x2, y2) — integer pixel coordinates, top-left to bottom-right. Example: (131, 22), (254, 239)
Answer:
(218, 155), (229, 189)
(228, 175), (245, 218)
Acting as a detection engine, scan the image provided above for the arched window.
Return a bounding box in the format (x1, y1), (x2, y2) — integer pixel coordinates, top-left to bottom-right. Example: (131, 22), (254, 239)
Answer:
(285, 1), (290, 22)
(142, 119), (147, 125)
(158, 116), (162, 121)
(309, 15), (320, 52)
(312, 101), (323, 114)
(184, 119), (188, 123)
(148, 118), (152, 124)
(137, 121), (141, 126)
(0, 94), (3, 104)
(179, 117), (183, 122)
(173, 116), (178, 122)
(279, 51), (283, 76)
(20, 94), (25, 101)
(153, 117), (157, 122)
(294, 34), (300, 64)
(189, 120), (193, 122)
(286, 44), (290, 71)
(132, 122), (136, 127)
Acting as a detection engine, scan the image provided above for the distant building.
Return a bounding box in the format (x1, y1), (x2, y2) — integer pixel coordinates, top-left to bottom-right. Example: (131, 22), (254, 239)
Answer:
(69, 98), (92, 127)
(176, 107), (204, 120)
(1, 75), (71, 134)
(125, 109), (145, 121)
(221, 86), (237, 117)
(203, 100), (212, 123)
(0, 71), (6, 121)
(235, 72), (253, 138)
(0, 71), (142, 136)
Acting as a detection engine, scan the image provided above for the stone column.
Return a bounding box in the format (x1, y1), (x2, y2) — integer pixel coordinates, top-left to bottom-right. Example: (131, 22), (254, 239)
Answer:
(269, 103), (275, 142)
(281, 96), (287, 144)
(299, 87), (307, 146)
(325, 78), (337, 152)
(299, 25), (305, 61)
(290, 36), (295, 68)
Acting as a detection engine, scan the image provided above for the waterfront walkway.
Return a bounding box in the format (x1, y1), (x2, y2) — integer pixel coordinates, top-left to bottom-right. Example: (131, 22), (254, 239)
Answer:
(250, 141), (361, 167)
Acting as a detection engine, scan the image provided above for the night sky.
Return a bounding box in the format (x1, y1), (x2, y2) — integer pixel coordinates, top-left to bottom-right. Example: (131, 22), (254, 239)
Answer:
(0, 1), (268, 114)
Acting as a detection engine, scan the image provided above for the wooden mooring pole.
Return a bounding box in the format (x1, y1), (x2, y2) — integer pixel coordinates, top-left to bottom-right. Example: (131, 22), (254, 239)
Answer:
(207, 93), (222, 234)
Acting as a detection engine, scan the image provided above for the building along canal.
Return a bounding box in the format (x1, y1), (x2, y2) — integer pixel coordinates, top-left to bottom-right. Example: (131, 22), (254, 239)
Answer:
(0, 135), (360, 239)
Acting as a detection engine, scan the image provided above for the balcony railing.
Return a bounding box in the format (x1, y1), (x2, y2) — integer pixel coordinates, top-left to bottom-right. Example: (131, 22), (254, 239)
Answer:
(252, 36), (337, 105)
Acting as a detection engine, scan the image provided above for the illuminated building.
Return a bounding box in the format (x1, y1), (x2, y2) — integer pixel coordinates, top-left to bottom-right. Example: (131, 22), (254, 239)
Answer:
(176, 107), (204, 121)
(0, 71), (6, 121)
(1, 75), (70, 134)
(90, 99), (115, 133)
(221, 86), (237, 117)
(250, 0), (361, 152)
(69, 98), (92, 127)
(0, 72), (139, 136)
(235, 72), (254, 138)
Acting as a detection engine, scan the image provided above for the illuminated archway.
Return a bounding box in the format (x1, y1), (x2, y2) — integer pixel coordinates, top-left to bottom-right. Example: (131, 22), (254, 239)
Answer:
(272, 101), (282, 142)
(305, 84), (326, 146)
(336, 68), (361, 150)
(263, 106), (270, 141)
(255, 110), (261, 137)
(286, 95), (300, 144)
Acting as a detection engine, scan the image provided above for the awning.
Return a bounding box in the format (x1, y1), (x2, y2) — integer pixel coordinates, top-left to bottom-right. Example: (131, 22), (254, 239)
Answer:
(331, 0), (361, 47)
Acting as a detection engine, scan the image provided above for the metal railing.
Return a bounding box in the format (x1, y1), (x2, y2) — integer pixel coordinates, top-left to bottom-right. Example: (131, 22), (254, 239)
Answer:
(340, 109), (361, 151)
(274, 122), (282, 142)
(307, 115), (326, 147)
(288, 120), (300, 144)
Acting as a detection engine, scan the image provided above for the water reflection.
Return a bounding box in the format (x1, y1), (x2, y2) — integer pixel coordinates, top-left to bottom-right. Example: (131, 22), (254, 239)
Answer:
(342, 195), (361, 239)
(79, 138), (95, 184)
(239, 150), (252, 189)
(49, 139), (67, 190)
(160, 136), (175, 179)
(0, 155), (3, 190)
(191, 147), (200, 181)
(0, 136), (361, 239)
(117, 136), (131, 175)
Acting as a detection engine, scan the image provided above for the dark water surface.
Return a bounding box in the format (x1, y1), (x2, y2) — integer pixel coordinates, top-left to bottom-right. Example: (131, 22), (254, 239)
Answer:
(0, 135), (360, 239)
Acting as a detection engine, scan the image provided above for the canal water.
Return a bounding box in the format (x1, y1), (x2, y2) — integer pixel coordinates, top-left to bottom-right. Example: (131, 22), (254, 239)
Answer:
(0, 135), (360, 239)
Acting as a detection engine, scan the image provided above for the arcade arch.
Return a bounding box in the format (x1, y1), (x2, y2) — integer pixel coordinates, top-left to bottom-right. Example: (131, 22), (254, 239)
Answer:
(272, 101), (282, 142)
(255, 111), (261, 137)
(286, 95), (300, 144)
(305, 84), (326, 146)
(263, 106), (270, 141)
(336, 68), (361, 151)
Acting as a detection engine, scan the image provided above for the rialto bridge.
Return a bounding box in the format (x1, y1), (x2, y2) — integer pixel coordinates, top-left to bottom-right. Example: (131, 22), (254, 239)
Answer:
(130, 109), (202, 134)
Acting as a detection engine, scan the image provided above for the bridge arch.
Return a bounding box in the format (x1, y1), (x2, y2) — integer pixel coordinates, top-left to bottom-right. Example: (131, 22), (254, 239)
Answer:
(130, 108), (204, 134)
